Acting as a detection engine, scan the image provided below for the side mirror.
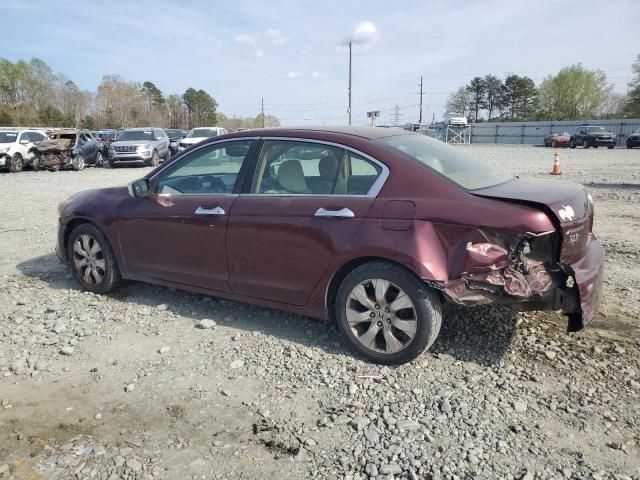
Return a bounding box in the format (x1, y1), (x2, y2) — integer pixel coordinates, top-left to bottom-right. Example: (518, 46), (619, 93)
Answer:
(19, 139), (29, 145)
(128, 178), (151, 198)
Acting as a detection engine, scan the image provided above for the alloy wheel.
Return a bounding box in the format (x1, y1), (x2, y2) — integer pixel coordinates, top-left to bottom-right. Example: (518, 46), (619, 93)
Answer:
(345, 278), (417, 354)
(72, 234), (106, 285)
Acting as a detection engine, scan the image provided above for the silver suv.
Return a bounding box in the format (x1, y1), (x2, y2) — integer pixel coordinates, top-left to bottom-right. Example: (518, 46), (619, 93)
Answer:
(107, 128), (170, 167)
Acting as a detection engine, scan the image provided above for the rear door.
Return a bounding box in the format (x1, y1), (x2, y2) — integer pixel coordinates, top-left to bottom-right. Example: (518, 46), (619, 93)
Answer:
(117, 139), (257, 291)
(226, 139), (387, 305)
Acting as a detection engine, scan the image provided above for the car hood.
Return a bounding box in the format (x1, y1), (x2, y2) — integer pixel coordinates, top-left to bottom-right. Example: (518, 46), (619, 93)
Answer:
(472, 178), (589, 224)
(111, 141), (153, 147)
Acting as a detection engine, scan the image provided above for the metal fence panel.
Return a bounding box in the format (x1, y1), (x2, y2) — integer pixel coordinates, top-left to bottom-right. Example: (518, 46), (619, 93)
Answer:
(468, 119), (640, 146)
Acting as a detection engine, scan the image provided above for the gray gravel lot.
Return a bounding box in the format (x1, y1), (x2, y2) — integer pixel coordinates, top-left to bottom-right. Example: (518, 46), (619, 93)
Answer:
(0, 145), (639, 480)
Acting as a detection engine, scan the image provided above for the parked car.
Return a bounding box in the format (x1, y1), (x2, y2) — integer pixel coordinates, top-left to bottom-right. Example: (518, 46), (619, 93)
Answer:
(30, 129), (102, 171)
(93, 130), (117, 154)
(55, 127), (604, 364)
(626, 129), (640, 149)
(570, 126), (616, 149)
(107, 127), (170, 167)
(0, 129), (48, 172)
(178, 127), (228, 151)
(165, 128), (187, 156)
(544, 132), (571, 148)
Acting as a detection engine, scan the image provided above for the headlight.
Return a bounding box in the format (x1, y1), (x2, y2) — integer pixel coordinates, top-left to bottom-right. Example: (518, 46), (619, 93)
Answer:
(170, 141), (177, 147)
(0, 146), (9, 153)
(136, 144), (150, 151)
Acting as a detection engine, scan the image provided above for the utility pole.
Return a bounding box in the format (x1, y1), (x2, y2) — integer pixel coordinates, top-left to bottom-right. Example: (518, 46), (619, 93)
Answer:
(418, 76), (424, 125)
(392, 105), (400, 126)
(261, 98), (265, 128)
(348, 41), (352, 126)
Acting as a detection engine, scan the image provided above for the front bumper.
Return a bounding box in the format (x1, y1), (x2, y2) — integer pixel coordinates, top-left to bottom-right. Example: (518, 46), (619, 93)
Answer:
(627, 137), (640, 147)
(588, 137), (616, 146)
(109, 153), (150, 164)
(0, 153), (9, 167)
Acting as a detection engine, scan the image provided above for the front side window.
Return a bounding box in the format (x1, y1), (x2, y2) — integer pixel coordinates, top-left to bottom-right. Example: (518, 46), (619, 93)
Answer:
(378, 133), (513, 190)
(155, 140), (253, 195)
(0, 132), (18, 143)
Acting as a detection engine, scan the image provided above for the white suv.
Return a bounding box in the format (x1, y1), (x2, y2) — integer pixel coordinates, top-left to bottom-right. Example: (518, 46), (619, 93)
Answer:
(178, 127), (228, 151)
(0, 129), (48, 172)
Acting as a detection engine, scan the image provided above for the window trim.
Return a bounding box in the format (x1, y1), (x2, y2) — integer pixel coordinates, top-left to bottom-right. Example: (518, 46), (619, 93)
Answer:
(148, 137), (260, 197)
(242, 137), (389, 198)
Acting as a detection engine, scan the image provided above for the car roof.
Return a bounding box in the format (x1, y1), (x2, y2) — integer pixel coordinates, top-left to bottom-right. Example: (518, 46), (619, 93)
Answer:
(228, 126), (411, 141)
(123, 127), (158, 131)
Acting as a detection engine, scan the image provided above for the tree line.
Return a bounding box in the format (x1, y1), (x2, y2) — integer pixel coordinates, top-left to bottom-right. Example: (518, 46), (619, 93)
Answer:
(446, 56), (640, 122)
(0, 57), (279, 130)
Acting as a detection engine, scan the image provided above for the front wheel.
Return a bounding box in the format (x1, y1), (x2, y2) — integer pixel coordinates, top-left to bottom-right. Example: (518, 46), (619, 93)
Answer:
(10, 154), (24, 173)
(607, 145), (614, 150)
(67, 223), (121, 294)
(583, 140), (590, 149)
(335, 262), (442, 365)
(570, 140), (576, 149)
(147, 150), (159, 167)
(95, 151), (104, 167)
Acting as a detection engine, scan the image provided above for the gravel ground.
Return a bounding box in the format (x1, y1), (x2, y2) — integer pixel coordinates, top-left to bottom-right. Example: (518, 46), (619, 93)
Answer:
(0, 145), (639, 480)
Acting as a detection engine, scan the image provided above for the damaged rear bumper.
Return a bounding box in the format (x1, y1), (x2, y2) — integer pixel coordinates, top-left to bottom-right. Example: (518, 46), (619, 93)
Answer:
(435, 234), (604, 332)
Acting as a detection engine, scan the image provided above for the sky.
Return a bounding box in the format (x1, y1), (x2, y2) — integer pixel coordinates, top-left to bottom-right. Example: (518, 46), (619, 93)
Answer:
(1, 0), (639, 126)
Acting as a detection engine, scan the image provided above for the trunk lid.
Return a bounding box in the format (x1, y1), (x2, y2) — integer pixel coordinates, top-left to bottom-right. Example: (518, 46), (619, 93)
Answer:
(473, 178), (592, 264)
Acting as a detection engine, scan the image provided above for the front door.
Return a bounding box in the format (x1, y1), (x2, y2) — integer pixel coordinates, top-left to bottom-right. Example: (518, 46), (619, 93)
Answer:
(118, 139), (256, 292)
(227, 139), (386, 305)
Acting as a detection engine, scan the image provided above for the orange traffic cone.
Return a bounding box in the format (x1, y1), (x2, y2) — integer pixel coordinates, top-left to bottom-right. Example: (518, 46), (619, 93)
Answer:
(550, 151), (561, 175)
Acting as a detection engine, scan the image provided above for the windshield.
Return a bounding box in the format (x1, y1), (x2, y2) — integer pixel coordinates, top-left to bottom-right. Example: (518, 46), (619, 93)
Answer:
(378, 134), (513, 190)
(586, 126), (607, 133)
(166, 129), (184, 139)
(0, 132), (18, 143)
(187, 128), (218, 138)
(117, 130), (155, 141)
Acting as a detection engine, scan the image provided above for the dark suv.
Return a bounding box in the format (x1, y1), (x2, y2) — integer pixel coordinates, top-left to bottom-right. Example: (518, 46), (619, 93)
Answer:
(570, 126), (616, 149)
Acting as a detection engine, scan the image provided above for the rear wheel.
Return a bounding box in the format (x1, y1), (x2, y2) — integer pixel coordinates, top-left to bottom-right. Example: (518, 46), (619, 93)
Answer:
(570, 139), (576, 149)
(72, 155), (85, 171)
(10, 154), (24, 173)
(583, 140), (590, 149)
(67, 223), (121, 294)
(335, 262), (442, 365)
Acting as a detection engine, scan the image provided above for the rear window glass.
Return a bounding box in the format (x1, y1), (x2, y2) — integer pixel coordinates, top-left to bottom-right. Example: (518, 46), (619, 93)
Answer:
(378, 134), (513, 190)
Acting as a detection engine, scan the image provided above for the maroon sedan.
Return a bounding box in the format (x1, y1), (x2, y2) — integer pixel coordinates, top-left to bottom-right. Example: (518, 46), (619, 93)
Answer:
(544, 132), (571, 148)
(56, 127), (604, 364)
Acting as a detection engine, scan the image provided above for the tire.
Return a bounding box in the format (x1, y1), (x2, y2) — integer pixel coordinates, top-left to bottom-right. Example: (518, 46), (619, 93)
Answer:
(334, 261), (442, 365)
(102, 158), (113, 168)
(164, 149), (172, 162)
(72, 155), (86, 171)
(67, 223), (121, 294)
(95, 151), (104, 167)
(9, 154), (24, 173)
(570, 140), (576, 149)
(147, 150), (159, 167)
(551, 141), (556, 148)
(628, 143), (632, 149)
(607, 145), (614, 150)
(583, 140), (589, 149)
(32, 155), (40, 172)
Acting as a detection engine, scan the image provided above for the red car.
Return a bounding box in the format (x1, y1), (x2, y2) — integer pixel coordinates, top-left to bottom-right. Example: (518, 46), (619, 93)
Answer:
(56, 127), (604, 364)
(544, 132), (571, 148)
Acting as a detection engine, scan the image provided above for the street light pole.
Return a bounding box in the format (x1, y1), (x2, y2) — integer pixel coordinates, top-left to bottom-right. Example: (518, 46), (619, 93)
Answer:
(348, 41), (352, 126)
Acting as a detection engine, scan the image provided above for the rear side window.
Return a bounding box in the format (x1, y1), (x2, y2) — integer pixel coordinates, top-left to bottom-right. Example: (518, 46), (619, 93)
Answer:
(345, 153), (382, 195)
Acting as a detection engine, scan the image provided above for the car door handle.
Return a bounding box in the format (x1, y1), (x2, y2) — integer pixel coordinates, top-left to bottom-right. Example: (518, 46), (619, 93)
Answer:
(314, 207), (355, 218)
(195, 206), (225, 215)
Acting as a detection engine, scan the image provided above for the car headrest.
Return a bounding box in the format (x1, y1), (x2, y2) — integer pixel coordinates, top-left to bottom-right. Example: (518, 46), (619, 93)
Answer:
(319, 154), (339, 181)
(278, 160), (311, 194)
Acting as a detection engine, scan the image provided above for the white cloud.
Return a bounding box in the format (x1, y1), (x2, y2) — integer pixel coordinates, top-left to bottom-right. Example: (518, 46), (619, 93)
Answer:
(338, 21), (379, 52)
(233, 33), (255, 44)
(265, 28), (288, 46)
(255, 49), (264, 58)
(287, 70), (303, 79)
(310, 71), (327, 79)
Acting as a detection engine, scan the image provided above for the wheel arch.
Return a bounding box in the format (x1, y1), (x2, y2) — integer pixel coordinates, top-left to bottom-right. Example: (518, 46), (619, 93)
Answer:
(62, 218), (118, 266)
(324, 256), (432, 321)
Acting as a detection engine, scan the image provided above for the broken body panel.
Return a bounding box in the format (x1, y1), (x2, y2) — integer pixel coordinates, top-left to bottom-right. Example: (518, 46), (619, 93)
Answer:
(429, 177), (601, 331)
